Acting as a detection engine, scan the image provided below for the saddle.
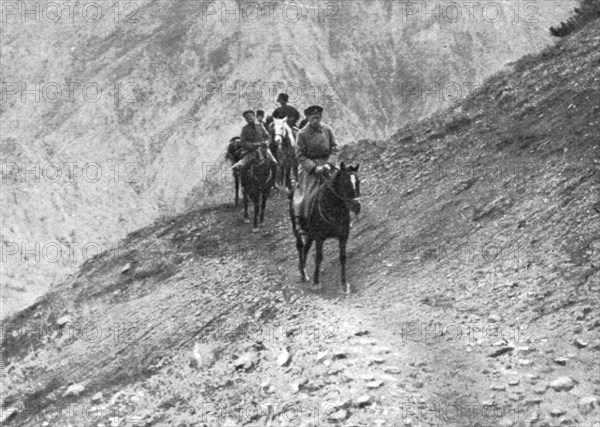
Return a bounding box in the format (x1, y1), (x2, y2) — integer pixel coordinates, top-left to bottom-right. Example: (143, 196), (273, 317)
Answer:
(292, 164), (337, 233)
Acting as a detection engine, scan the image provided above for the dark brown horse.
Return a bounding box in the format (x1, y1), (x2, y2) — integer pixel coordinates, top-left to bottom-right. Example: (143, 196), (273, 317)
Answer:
(290, 162), (361, 293)
(226, 137), (242, 206)
(241, 145), (277, 232)
(270, 117), (298, 190)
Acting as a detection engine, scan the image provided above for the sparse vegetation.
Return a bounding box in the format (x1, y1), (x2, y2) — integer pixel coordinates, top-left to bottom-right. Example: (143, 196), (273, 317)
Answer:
(550, 0), (600, 37)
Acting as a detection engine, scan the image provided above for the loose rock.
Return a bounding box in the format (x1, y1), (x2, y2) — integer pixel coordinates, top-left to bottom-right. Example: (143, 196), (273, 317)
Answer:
(549, 377), (575, 392)
(578, 396), (599, 415)
(63, 383), (85, 397)
(277, 348), (291, 367)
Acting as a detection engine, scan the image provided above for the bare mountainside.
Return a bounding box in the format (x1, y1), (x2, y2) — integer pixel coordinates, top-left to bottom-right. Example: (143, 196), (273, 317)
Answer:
(2, 17), (599, 427)
(1, 0), (576, 316)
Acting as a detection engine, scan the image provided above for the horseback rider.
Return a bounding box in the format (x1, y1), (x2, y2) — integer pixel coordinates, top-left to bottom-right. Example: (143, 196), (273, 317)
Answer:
(272, 93), (301, 131)
(256, 110), (267, 128)
(226, 136), (242, 163)
(292, 105), (338, 226)
(232, 110), (278, 171)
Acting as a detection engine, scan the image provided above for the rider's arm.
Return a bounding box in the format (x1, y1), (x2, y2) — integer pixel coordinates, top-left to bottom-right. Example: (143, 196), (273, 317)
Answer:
(327, 126), (339, 164)
(257, 123), (269, 142)
(296, 132), (318, 173)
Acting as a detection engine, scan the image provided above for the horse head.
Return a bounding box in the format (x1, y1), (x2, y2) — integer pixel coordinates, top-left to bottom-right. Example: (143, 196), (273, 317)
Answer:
(333, 162), (361, 215)
(272, 117), (294, 147)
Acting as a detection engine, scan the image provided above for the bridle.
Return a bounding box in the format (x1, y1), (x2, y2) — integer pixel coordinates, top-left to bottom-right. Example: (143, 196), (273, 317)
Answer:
(273, 120), (294, 148)
(315, 169), (361, 225)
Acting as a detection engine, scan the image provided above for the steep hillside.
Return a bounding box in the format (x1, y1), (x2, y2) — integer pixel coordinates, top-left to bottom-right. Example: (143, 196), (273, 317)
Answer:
(2, 18), (599, 427)
(1, 0), (577, 316)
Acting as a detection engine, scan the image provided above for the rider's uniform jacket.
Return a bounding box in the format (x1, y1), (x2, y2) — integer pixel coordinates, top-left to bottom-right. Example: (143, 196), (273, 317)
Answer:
(240, 122), (269, 156)
(296, 124), (338, 173)
(272, 105), (301, 128)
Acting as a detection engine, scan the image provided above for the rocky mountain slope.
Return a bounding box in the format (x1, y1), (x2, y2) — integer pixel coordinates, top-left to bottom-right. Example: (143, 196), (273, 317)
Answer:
(2, 16), (599, 427)
(1, 0), (578, 317)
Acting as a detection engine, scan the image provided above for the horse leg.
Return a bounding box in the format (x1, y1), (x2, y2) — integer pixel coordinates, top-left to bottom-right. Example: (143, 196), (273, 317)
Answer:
(339, 236), (351, 294)
(260, 191), (267, 224)
(300, 236), (313, 282)
(234, 175), (239, 206)
(243, 189), (250, 223)
(313, 238), (324, 288)
(252, 194), (260, 232)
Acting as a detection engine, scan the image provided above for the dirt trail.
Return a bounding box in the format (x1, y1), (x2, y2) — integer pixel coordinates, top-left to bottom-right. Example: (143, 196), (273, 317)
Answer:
(3, 23), (600, 427)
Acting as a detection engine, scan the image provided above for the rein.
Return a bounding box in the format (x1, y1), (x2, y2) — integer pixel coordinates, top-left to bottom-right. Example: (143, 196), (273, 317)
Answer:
(314, 172), (357, 226)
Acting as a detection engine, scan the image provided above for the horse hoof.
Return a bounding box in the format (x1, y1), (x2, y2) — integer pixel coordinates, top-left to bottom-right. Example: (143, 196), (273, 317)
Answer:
(300, 271), (310, 282)
(252, 227), (259, 233)
(310, 282), (322, 291)
(243, 218), (250, 224)
(342, 283), (352, 294)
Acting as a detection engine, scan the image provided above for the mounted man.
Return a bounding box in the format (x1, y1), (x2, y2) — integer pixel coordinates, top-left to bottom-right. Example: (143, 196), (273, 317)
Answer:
(272, 93), (301, 134)
(291, 105), (338, 230)
(232, 110), (278, 172)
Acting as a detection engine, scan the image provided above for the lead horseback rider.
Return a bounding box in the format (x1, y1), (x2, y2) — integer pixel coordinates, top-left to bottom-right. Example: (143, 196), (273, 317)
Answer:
(292, 105), (338, 229)
(272, 93), (301, 132)
(232, 110), (278, 171)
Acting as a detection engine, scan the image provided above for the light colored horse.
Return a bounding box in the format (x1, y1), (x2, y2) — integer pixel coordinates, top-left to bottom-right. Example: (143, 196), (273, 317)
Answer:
(271, 117), (299, 190)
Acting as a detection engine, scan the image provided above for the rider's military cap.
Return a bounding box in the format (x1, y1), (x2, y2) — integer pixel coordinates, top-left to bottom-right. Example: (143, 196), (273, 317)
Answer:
(304, 105), (323, 117)
(277, 93), (289, 102)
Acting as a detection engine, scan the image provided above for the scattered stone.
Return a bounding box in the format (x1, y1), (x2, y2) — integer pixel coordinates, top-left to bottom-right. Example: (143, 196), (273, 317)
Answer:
(491, 384), (507, 391)
(578, 396), (599, 415)
(121, 263), (131, 274)
(488, 346), (514, 358)
(332, 350), (347, 360)
(328, 409), (348, 422)
(191, 343), (218, 369)
(498, 418), (514, 427)
(234, 352), (257, 371)
(56, 315), (71, 327)
(550, 408), (566, 417)
(525, 397), (542, 405)
(316, 351), (328, 363)
(0, 407), (17, 423)
(518, 359), (532, 366)
(355, 395), (373, 407)
(550, 377), (575, 392)
(554, 357), (568, 366)
(290, 379), (308, 394)
(373, 346), (391, 354)
(414, 381), (424, 388)
(90, 392), (103, 403)
(508, 393), (521, 401)
(277, 348), (291, 367)
(354, 329), (370, 336)
(533, 385), (548, 394)
(508, 379), (520, 386)
(370, 357), (385, 365)
(574, 338), (589, 348)
(366, 380), (384, 389)
(488, 314), (502, 323)
(63, 383), (85, 397)
(518, 346), (535, 354)
(384, 366), (402, 374)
